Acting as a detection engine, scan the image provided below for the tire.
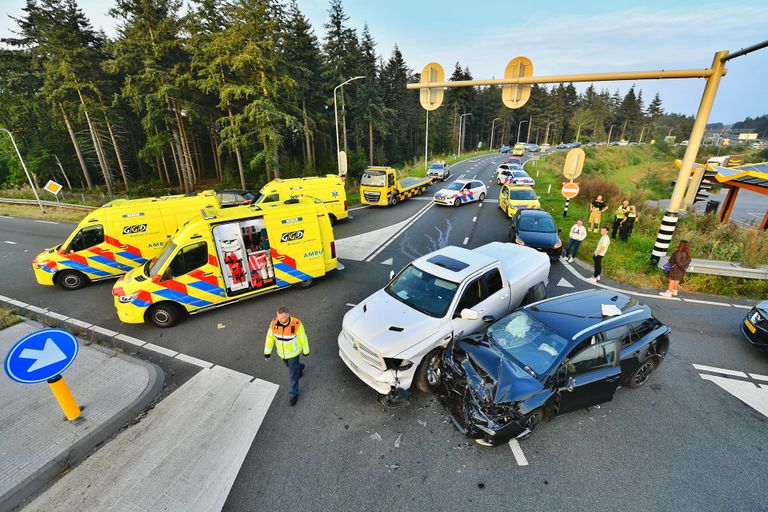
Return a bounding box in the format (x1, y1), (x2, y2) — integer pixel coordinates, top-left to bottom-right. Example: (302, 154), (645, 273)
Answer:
(328, 214), (337, 226)
(453, 198), (461, 207)
(147, 302), (183, 328)
(516, 407), (544, 440)
(389, 195), (398, 206)
(297, 278), (314, 289)
(628, 358), (658, 389)
(55, 270), (89, 291)
(478, 192), (485, 202)
(414, 347), (444, 393)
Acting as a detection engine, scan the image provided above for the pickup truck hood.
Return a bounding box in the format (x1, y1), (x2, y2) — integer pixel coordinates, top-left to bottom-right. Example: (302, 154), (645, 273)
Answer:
(344, 290), (441, 357)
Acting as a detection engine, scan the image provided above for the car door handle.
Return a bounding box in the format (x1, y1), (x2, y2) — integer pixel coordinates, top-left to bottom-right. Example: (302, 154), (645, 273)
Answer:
(119, 245), (128, 249)
(501, 294), (508, 300)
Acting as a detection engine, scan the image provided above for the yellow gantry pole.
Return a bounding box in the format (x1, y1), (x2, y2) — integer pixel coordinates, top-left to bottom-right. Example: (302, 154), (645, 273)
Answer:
(406, 68), (721, 90)
(651, 51), (728, 261)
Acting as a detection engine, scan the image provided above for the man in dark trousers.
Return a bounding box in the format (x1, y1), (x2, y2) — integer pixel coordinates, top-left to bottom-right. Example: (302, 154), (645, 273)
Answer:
(264, 306), (310, 406)
(611, 200), (629, 239)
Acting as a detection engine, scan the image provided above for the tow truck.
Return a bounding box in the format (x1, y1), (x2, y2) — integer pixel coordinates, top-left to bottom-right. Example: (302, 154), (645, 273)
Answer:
(359, 166), (433, 206)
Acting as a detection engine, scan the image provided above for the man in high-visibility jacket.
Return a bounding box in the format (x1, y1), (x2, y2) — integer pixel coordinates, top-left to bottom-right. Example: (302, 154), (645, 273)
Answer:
(264, 306), (310, 406)
(611, 200), (629, 239)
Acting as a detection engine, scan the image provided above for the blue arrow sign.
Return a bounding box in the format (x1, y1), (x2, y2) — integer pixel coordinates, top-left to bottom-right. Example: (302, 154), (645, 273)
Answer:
(4, 328), (79, 384)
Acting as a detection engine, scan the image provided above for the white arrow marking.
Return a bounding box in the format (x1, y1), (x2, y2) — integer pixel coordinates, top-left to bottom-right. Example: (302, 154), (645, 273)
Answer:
(381, 258), (393, 266)
(18, 338), (67, 372)
(696, 365), (768, 419)
(4, 240), (17, 245)
(557, 277), (574, 288)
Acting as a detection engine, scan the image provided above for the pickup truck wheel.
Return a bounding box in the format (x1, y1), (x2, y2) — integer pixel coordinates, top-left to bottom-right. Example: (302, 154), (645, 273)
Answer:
(453, 198), (461, 207)
(414, 347), (444, 393)
(389, 195), (398, 206)
(55, 270), (89, 291)
(147, 302), (183, 328)
(516, 407), (544, 441)
(628, 358), (657, 389)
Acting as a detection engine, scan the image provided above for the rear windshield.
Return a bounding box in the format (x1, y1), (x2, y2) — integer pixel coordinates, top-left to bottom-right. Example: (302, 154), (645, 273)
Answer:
(508, 188), (537, 200)
(361, 171), (386, 187)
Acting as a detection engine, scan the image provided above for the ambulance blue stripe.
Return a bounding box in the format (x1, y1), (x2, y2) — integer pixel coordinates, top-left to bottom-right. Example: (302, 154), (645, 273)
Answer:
(41, 266), (56, 274)
(62, 259), (111, 278)
(117, 251), (147, 264)
(90, 255), (134, 272)
(131, 299), (151, 308)
(274, 263), (313, 282)
(276, 278), (291, 287)
(154, 288), (213, 307)
(187, 280), (226, 297)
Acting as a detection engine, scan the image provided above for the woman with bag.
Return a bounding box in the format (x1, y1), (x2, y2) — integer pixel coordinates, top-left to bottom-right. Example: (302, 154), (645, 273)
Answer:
(660, 240), (691, 297)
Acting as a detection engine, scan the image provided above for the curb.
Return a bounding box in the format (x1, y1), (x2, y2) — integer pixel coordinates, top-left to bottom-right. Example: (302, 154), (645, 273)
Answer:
(0, 317), (164, 512)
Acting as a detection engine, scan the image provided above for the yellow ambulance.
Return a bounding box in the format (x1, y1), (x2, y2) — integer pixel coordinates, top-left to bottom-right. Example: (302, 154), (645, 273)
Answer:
(112, 196), (338, 327)
(255, 174), (348, 223)
(32, 191), (220, 290)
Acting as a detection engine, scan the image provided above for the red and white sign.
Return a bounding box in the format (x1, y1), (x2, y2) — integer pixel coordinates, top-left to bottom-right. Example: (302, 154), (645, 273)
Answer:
(561, 182), (579, 199)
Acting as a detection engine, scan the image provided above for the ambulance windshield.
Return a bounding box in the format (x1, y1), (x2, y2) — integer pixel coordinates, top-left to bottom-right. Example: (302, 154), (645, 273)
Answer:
(148, 242), (177, 277)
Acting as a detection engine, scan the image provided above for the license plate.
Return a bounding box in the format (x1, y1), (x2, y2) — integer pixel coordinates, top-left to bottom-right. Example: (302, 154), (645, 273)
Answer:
(745, 319), (756, 334)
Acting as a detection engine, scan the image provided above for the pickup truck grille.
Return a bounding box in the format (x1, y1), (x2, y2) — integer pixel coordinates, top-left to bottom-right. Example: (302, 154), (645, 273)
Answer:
(345, 328), (385, 370)
(363, 191), (381, 203)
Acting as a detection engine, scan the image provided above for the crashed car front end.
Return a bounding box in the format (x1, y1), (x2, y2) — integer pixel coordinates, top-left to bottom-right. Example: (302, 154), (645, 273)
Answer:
(440, 338), (547, 445)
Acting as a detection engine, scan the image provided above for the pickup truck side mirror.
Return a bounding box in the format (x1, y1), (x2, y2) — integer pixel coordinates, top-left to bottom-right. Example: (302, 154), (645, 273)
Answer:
(460, 308), (479, 320)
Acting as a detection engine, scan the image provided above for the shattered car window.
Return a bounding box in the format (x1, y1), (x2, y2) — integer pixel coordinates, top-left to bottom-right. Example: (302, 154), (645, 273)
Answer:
(487, 311), (569, 376)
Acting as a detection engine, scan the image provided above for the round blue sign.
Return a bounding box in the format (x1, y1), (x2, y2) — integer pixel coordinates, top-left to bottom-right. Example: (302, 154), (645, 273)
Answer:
(4, 328), (79, 384)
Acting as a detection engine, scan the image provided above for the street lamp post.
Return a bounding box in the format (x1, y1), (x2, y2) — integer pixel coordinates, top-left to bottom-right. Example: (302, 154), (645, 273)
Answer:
(489, 117), (502, 151)
(517, 120), (529, 144)
(458, 113), (473, 157)
(607, 124), (617, 144)
(334, 76), (365, 176)
(544, 121), (556, 145)
(1, 128), (43, 212)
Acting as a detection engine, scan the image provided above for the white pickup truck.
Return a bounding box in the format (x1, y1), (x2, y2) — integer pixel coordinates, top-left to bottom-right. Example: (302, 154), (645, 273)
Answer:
(338, 242), (551, 401)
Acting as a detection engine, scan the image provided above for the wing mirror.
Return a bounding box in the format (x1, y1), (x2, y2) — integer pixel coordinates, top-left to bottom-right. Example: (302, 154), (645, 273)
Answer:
(482, 315), (495, 323)
(460, 308), (479, 320)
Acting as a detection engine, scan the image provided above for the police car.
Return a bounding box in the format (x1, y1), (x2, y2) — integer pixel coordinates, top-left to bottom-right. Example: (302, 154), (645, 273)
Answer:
(500, 169), (535, 187)
(433, 179), (487, 206)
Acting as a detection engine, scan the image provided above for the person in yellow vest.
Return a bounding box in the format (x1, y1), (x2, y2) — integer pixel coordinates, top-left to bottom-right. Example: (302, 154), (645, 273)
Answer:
(264, 306), (310, 406)
(611, 200), (629, 239)
(588, 195), (608, 233)
(619, 205), (638, 241)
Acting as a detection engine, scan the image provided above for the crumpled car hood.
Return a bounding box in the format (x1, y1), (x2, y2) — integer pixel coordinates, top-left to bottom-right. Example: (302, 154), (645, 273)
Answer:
(457, 338), (544, 404)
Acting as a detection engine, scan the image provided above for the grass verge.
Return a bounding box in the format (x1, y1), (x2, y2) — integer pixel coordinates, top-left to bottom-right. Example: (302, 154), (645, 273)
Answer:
(0, 203), (87, 223)
(531, 149), (768, 300)
(0, 308), (22, 330)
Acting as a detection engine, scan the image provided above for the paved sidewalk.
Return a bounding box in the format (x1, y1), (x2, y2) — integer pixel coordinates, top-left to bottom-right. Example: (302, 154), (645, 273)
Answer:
(27, 366), (278, 512)
(0, 320), (163, 512)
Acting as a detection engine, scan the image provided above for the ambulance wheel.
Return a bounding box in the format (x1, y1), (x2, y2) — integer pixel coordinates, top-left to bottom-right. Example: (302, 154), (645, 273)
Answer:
(389, 195), (398, 206)
(297, 278), (314, 289)
(147, 302), (183, 328)
(328, 214), (337, 225)
(55, 270), (89, 291)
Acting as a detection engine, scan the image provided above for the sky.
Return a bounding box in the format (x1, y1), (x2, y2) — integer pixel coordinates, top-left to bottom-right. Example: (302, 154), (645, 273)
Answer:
(2, 0), (767, 124)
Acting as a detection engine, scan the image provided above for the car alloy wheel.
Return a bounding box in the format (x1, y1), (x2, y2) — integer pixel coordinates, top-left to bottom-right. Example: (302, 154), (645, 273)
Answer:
(630, 359), (657, 388)
(453, 198), (461, 207)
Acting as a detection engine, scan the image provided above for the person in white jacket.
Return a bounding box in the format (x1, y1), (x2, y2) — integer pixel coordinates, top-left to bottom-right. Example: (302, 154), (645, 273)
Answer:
(563, 219), (587, 262)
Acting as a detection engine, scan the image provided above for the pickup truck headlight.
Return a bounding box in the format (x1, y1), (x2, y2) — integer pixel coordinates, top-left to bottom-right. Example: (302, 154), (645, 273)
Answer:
(118, 292), (139, 304)
(384, 358), (414, 371)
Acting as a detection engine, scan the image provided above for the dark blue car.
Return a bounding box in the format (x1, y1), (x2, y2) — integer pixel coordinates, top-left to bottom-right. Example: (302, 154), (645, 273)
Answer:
(439, 290), (671, 445)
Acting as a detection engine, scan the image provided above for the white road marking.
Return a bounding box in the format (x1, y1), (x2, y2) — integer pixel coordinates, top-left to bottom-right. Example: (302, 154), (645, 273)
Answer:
(472, 174), (477, 179)
(462, 237), (469, 245)
(3, 240), (16, 244)
(34, 220), (59, 225)
(683, 298), (730, 306)
(472, 217), (477, 222)
(349, 205), (369, 211)
(692, 364), (747, 378)
(508, 439), (529, 466)
(364, 203), (435, 262)
(732, 304), (752, 309)
(381, 257), (393, 266)
(750, 373), (768, 383)
(557, 277), (574, 288)
(0, 215), (14, 219)
(345, 303), (357, 307)
(696, 368), (768, 419)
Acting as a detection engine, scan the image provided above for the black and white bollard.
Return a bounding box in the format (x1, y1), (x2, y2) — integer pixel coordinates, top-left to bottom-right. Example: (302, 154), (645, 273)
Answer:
(563, 198), (570, 217)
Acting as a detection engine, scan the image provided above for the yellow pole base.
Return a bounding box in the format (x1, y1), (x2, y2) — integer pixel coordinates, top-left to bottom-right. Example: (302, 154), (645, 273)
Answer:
(47, 375), (81, 421)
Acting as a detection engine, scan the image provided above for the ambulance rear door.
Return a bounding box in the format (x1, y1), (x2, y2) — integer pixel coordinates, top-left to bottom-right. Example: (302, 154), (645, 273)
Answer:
(212, 216), (277, 296)
(264, 203), (326, 287)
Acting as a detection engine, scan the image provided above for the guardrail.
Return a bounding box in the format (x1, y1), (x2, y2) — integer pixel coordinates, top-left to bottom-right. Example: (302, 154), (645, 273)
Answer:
(0, 197), (97, 211)
(658, 256), (768, 280)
